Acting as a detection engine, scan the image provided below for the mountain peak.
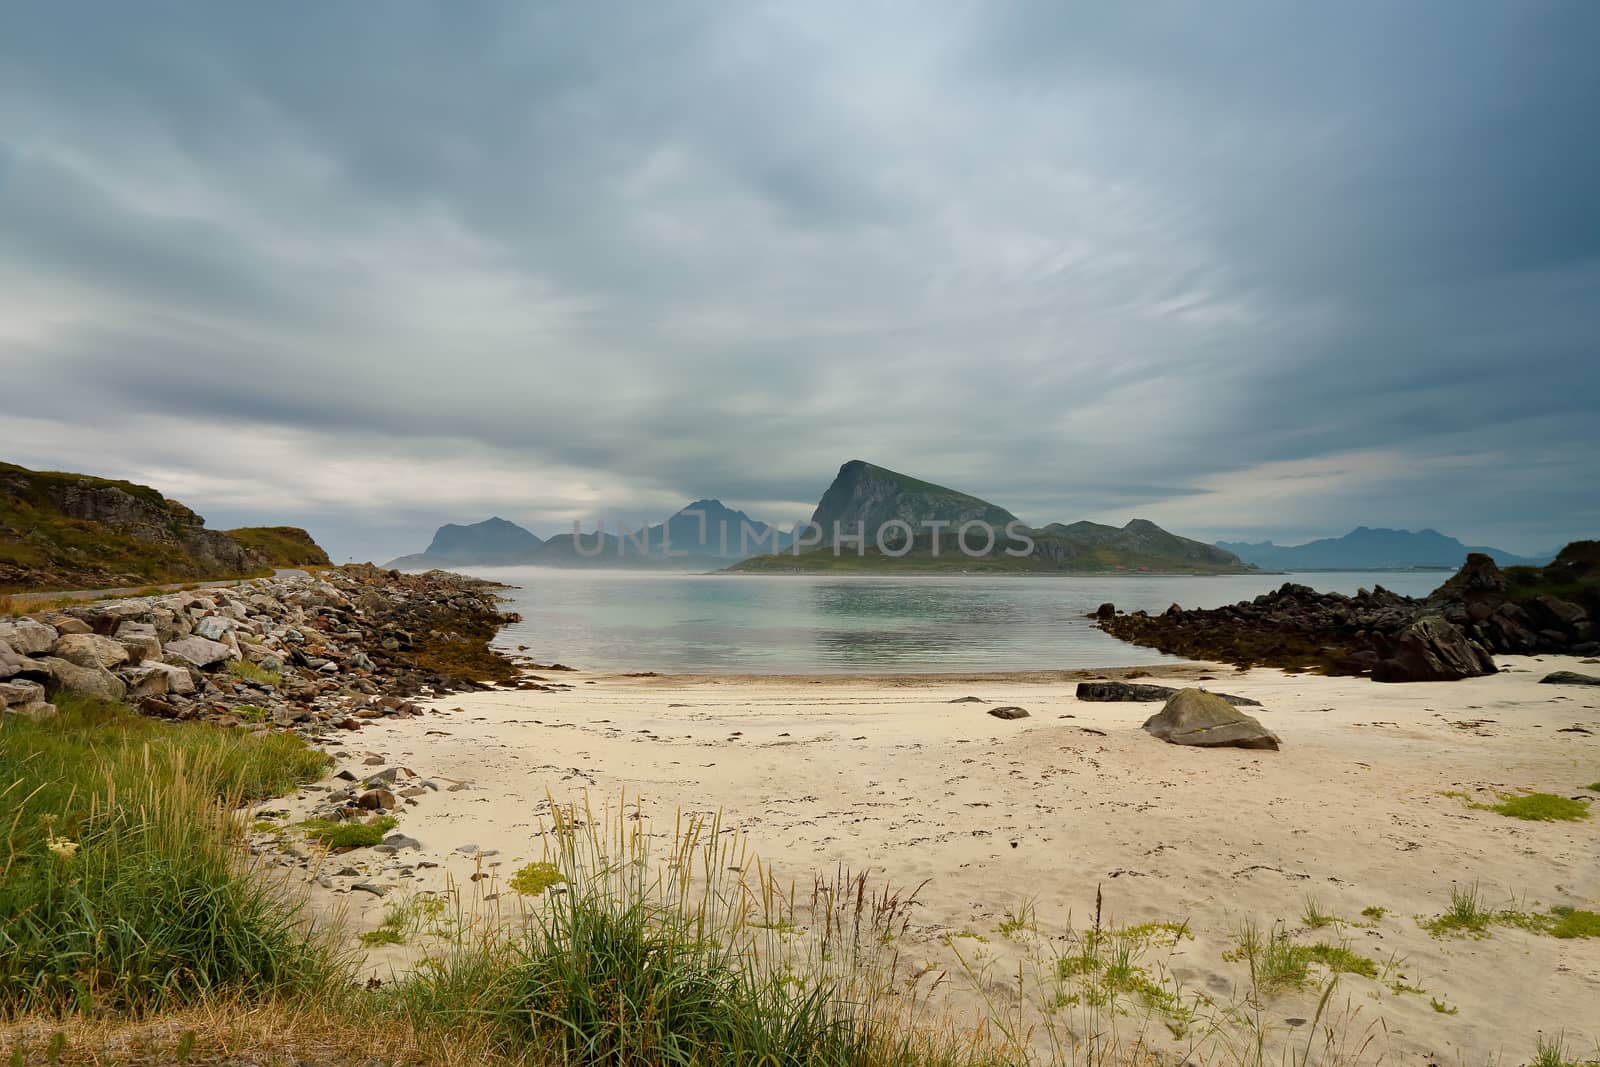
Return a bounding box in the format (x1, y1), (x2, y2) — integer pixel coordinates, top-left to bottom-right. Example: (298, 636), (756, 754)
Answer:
(422, 516), (543, 562)
(811, 460), (1017, 533)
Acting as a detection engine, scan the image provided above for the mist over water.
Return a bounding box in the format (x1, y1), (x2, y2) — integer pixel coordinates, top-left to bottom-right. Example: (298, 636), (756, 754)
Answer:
(467, 569), (1449, 674)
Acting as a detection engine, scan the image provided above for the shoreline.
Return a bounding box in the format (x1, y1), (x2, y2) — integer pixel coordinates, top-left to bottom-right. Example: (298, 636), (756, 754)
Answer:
(256, 653), (1600, 1062)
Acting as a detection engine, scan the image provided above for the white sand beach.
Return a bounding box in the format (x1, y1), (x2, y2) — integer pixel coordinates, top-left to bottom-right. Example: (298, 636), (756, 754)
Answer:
(261, 657), (1600, 1064)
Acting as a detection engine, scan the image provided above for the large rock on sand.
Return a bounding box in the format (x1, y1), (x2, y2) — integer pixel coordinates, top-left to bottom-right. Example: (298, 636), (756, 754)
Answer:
(1539, 670), (1600, 686)
(1077, 681), (1261, 706)
(1371, 616), (1497, 683)
(1142, 688), (1280, 750)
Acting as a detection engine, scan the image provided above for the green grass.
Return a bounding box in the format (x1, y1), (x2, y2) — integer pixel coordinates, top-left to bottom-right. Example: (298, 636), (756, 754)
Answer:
(1301, 894), (1341, 929)
(387, 801), (949, 1067)
(1226, 922), (1378, 992)
(0, 694), (334, 1012)
(357, 896), (445, 947)
(1548, 907), (1600, 939)
(1487, 793), (1590, 822)
(1360, 905), (1387, 921)
(1442, 789), (1591, 822)
(1420, 884), (1600, 940)
(299, 815), (398, 849)
(1531, 1034), (1600, 1067)
(1422, 883), (1494, 936)
(1429, 996), (1458, 1015)
(227, 660), (283, 688)
(1584, 781), (1600, 794)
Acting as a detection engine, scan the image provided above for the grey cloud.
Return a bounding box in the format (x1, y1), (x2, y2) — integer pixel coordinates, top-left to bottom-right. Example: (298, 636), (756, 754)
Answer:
(2, 1), (1597, 559)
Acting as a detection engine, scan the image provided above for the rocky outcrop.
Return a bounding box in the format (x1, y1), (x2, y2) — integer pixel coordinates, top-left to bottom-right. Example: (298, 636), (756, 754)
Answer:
(3, 566), (522, 733)
(1142, 689), (1280, 750)
(1075, 681), (1261, 706)
(1, 460), (328, 592)
(1370, 616), (1498, 683)
(1099, 546), (1598, 680)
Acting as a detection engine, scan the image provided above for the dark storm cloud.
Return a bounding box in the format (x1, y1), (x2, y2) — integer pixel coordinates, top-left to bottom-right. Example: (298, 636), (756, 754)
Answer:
(2, 1), (1596, 561)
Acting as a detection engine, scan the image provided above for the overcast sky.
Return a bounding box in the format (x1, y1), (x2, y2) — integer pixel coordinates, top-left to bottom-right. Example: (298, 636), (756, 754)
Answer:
(2, 2), (1596, 561)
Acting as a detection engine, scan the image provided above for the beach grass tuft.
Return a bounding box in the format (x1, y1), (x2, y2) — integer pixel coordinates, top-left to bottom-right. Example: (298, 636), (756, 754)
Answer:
(299, 815), (398, 849)
(0, 694), (334, 1013)
(1486, 792), (1590, 821)
(1302, 894), (1342, 929)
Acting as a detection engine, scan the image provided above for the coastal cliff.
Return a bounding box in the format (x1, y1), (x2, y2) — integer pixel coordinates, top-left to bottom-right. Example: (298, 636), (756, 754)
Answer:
(1, 461), (329, 592)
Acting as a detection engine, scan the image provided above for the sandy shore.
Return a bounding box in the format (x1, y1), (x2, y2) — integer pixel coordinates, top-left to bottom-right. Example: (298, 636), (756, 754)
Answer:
(258, 657), (1600, 1063)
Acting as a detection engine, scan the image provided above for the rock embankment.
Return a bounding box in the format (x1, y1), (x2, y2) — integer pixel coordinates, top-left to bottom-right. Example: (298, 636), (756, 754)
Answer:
(1097, 548), (1598, 682)
(1, 565), (522, 729)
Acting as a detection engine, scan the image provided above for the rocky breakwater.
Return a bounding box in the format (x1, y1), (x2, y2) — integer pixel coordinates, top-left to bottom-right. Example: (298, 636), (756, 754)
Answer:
(0, 565), (524, 730)
(1096, 545), (1598, 682)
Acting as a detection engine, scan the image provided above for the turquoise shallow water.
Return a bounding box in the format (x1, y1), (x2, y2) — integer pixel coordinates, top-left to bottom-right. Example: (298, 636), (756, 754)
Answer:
(457, 568), (1449, 674)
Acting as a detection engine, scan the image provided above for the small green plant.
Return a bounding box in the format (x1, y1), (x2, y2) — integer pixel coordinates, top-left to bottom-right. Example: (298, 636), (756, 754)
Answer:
(1429, 996), (1458, 1015)
(508, 861), (566, 896)
(1227, 922), (1379, 992)
(235, 704), (271, 722)
(1488, 793), (1590, 822)
(998, 898), (1037, 938)
(1304, 942), (1378, 978)
(226, 659), (283, 687)
(1302, 894), (1341, 929)
(1421, 884), (1600, 940)
(358, 894), (446, 947)
(1529, 1034), (1600, 1067)
(358, 927), (405, 947)
(1585, 781), (1600, 793)
(1548, 906), (1600, 939)
(300, 815), (398, 849)
(1226, 921), (1309, 993)
(1361, 905), (1387, 921)
(1423, 882), (1494, 936)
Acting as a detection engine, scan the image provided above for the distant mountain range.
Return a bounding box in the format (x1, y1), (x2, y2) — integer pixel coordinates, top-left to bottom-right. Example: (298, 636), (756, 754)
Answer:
(387, 469), (1566, 577)
(1216, 527), (1556, 571)
(385, 500), (788, 571)
(387, 460), (1254, 575)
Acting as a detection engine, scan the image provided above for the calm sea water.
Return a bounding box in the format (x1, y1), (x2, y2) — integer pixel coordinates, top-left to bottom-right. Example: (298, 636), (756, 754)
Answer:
(454, 568), (1449, 674)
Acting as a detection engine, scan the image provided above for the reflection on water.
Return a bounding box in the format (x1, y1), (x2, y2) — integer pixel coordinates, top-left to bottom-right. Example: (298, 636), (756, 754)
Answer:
(468, 568), (1448, 675)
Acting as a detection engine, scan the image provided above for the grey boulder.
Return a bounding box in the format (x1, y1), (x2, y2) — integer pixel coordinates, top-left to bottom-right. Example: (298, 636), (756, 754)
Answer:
(0, 619), (59, 656)
(193, 616), (234, 641)
(52, 633), (132, 670)
(119, 664), (172, 699)
(36, 656), (127, 702)
(0, 679), (47, 707)
(1539, 670), (1600, 686)
(0, 641), (27, 680)
(164, 636), (234, 669)
(1143, 688), (1280, 750)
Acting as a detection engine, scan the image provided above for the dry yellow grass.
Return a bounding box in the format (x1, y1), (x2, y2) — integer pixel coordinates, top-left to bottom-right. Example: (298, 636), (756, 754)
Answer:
(0, 998), (523, 1067)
